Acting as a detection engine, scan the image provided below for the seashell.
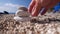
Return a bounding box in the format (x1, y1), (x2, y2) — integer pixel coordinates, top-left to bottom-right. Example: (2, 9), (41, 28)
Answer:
(15, 7), (30, 17)
(14, 7), (31, 21)
(14, 16), (31, 22)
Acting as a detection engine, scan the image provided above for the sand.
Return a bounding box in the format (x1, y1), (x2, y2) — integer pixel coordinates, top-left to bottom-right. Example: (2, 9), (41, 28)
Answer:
(0, 13), (60, 34)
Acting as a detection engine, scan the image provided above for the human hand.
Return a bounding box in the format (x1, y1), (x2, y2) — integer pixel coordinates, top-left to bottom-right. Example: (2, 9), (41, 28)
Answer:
(28, 0), (60, 16)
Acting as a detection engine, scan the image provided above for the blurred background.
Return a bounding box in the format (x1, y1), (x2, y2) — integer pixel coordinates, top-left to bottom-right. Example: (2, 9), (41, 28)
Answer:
(0, 0), (60, 14)
(0, 0), (31, 14)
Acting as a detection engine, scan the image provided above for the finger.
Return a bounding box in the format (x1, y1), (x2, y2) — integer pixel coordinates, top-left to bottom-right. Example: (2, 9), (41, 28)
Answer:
(28, 0), (36, 13)
(46, 0), (59, 8)
(31, 2), (42, 16)
(41, 0), (59, 15)
(50, 0), (59, 8)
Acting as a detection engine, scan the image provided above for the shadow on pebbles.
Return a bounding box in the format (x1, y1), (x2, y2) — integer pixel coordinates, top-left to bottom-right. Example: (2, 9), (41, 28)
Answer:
(0, 13), (60, 34)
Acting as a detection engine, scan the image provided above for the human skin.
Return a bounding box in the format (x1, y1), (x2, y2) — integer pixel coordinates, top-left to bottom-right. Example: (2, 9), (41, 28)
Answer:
(28, 0), (60, 17)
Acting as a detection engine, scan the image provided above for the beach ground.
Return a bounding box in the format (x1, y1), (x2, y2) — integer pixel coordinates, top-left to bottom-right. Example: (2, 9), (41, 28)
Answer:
(0, 13), (60, 34)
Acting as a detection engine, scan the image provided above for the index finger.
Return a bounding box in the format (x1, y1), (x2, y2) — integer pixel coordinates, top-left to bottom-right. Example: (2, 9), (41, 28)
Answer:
(31, 2), (42, 16)
(28, 0), (36, 13)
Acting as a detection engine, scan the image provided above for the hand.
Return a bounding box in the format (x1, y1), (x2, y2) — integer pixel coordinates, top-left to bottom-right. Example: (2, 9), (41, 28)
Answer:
(28, 0), (60, 16)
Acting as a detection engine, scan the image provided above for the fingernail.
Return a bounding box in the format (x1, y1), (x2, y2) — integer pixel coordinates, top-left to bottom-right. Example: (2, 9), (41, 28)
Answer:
(40, 8), (45, 14)
(40, 8), (47, 15)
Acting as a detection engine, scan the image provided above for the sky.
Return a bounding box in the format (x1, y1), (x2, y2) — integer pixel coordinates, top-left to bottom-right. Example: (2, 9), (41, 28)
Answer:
(0, 0), (31, 13)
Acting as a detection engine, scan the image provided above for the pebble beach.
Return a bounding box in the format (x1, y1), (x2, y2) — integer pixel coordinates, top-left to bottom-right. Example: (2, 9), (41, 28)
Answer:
(0, 13), (60, 34)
